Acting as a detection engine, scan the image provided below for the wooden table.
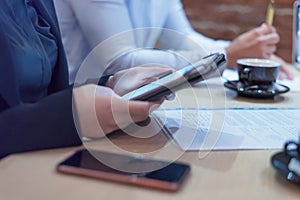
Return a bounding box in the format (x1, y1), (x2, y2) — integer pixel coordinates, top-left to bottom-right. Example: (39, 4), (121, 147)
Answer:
(1, 66), (300, 200)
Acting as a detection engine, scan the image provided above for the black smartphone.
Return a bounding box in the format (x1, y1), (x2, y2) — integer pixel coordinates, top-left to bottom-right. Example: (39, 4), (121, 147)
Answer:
(122, 52), (226, 101)
(57, 149), (190, 192)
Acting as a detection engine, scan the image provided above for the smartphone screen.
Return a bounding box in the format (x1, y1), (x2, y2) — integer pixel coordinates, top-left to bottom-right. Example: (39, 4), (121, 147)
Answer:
(57, 149), (190, 191)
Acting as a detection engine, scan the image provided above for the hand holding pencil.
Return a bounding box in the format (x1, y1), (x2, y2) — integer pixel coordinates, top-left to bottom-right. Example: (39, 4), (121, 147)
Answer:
(266, 0), (275, 26)
(226, 0), (293, 79)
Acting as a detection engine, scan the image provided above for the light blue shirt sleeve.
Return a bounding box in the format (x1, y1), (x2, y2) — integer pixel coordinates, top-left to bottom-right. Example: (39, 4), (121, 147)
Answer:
(55, 0), (230, 83)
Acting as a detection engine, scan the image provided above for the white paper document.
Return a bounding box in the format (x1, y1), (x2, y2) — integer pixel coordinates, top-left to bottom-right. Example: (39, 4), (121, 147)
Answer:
(154, 108), (300, 151)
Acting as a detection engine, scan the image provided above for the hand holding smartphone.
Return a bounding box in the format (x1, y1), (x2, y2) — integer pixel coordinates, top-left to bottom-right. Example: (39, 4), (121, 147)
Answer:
(122, 52), (226, 101)
(57, 149), (190, 192)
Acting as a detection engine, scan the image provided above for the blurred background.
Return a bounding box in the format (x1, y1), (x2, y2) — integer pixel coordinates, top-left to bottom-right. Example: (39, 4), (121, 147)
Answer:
(182, 0), (294, 62)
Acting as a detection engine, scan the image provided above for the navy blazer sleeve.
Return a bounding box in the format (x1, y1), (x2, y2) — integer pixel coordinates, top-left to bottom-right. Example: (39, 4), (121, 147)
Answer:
(0, 0), (82, 159)
(0, 89), (82, 158)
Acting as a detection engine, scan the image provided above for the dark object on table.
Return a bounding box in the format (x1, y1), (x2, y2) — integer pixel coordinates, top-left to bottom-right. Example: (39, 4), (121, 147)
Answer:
(224, 80), (289, 99)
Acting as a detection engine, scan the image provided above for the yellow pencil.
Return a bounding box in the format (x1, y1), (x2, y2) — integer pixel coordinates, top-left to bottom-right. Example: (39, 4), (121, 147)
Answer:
(266, 0), (275, 26)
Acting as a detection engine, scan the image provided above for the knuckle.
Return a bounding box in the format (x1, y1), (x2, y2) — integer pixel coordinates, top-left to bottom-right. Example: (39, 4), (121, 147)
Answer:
(256, 37), (264, 45)
(275, 35), (280, 43)
(138, 105), (150, 116)
(253, 29), (261, 37)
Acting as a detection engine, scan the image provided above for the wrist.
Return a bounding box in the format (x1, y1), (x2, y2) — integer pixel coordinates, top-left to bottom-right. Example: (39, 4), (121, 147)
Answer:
(225, 46), (238, 69)
(73, 85), (106, 138)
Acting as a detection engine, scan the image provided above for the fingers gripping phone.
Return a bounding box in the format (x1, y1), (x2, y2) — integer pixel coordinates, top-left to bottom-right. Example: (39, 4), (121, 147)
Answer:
(57, 149), (190, 192)
(122, 52), (226, 101)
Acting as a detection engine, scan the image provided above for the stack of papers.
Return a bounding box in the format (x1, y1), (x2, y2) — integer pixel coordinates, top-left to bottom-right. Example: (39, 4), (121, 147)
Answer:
(154, 108), (300, 151)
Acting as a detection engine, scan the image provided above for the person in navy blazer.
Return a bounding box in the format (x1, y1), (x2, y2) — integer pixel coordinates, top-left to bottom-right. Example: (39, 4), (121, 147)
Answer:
(0, 0), (167, 159)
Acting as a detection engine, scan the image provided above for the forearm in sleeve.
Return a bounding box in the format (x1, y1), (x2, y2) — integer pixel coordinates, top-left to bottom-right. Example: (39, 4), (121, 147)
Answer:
(0, 89), (82, 159)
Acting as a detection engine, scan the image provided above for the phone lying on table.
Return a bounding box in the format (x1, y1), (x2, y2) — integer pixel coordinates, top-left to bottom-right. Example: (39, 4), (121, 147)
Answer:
(122, 52), (226, 101)
(57, 149), (190, 192)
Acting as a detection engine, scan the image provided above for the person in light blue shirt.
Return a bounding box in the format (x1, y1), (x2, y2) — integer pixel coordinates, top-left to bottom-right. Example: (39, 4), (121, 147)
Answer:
(54, 0), (293, 83)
